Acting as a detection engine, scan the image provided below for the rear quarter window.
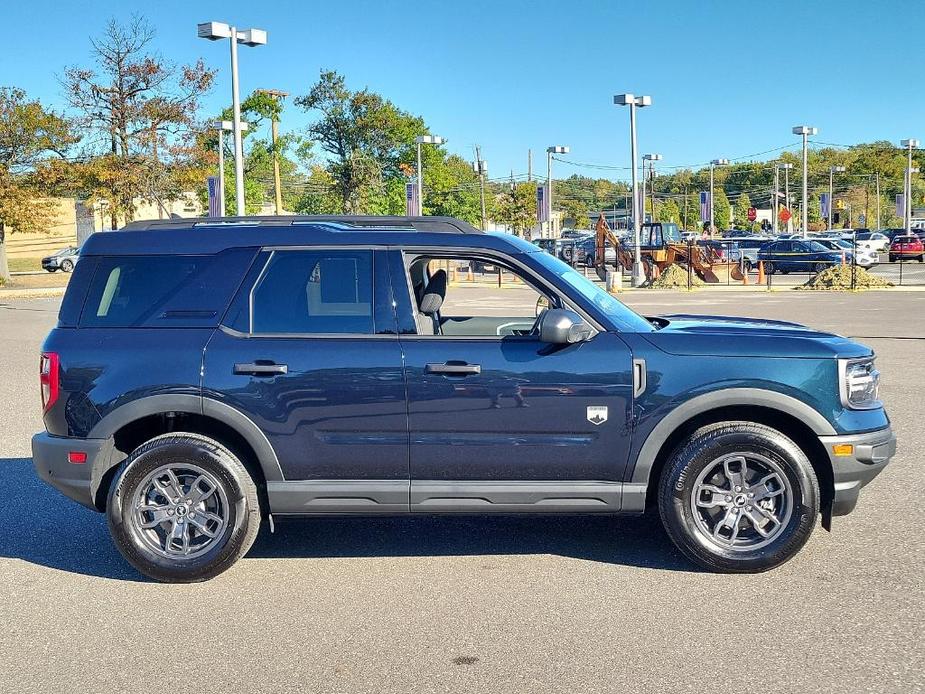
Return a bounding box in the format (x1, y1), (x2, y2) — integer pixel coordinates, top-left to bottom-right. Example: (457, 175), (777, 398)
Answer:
(79, 249), (256, 328)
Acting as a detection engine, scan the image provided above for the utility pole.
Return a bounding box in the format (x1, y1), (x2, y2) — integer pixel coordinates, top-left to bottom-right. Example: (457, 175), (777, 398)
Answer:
(527, 149), (532, 182)
(876, 171), (881, 228)
(785, 165), (792, 232)
(773, 165), (780, 235)
(901, 139), (919, 234)
(474, 146), (487, 231)
(828, 165), (845, 230)
(255, 88), (289, 215)
(546, 146), (569, 237)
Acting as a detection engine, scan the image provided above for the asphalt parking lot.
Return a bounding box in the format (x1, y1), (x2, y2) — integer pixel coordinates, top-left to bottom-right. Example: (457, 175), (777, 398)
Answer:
(1, 291), (923, 693)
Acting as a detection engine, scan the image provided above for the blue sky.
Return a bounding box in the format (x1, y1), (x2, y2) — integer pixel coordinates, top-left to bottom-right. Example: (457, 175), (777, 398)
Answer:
(3, 0), (923, 182)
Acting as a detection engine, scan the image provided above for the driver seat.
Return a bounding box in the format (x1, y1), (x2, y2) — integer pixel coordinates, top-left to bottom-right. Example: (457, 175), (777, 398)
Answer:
(415, 269), (447, 335)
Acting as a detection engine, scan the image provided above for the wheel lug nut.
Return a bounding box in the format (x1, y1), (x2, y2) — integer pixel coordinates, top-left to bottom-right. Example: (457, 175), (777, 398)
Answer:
(725, 495), (732, 502)
(746, 506), (752, 511)
(735, 486), (742, 492)
(167, 509), (174, 516)
(748, 492), (755, 498)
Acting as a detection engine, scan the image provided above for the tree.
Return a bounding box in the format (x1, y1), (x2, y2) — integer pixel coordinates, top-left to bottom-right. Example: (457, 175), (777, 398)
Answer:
(733, 192), (751, 229)
(295, 70), (425, 213)
(713, 188), (731, 231)
(495, 181), (537, 236)
(424, 155), (482, 225)
(0, 87), (74, 282)
(560, 198), (589, 229)
(62, 16), (214, 227)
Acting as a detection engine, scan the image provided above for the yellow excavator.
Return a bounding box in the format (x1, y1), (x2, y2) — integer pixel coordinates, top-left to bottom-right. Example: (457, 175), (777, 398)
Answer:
(592, 214), (744, 284)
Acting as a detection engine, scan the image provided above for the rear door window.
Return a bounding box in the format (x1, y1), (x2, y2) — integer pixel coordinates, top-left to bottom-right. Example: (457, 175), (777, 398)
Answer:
(250, 250), (374, 334)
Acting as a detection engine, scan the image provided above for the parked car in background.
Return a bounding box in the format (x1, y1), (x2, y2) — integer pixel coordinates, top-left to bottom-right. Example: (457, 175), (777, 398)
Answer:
(888, 235), (924, 262)
(41, 246), (80, 273)
(721, 236), (773, 270)
(680, 231), (700, 241)
(809, 238), (878, 268)
(855, 231), (890, 253)
(758, 239), (851, 274)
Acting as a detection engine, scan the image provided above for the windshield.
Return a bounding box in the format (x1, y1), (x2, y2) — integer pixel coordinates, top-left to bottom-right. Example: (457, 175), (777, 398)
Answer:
(529, 251), (654, 332)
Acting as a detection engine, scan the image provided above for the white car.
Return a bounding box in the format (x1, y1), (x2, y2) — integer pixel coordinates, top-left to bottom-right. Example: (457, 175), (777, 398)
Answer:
(855, 232), (890, 253)
(809, 238), (878, 268)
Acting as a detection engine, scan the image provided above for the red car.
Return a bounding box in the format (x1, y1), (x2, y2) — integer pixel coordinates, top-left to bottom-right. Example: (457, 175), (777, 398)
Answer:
(888, 235), (924, 262)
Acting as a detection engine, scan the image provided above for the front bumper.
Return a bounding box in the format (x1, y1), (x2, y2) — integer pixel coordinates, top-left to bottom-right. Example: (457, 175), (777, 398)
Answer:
(32, 432), (112, 510)
(818, 426), (896, 516)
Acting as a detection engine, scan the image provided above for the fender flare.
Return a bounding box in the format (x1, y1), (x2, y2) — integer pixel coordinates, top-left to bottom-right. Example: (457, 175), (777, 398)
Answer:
(87, 394), (284, 503)
(622, 388), (835, 511)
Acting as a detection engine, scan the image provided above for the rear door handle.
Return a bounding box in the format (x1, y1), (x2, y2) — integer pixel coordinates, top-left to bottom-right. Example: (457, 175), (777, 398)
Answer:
(425, 362), (481, 376)
(234, 362), (288, 376)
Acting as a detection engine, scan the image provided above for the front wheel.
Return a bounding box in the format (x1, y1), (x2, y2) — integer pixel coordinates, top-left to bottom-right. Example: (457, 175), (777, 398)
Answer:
(107, 433), (261, 582)
(658, 422), (819, 573)
(813, 262), (827, 273)
(60, 259), (74, 272)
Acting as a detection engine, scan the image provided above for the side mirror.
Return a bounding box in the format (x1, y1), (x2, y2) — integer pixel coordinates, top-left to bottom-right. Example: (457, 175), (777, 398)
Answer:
(538, 309), (594, 345)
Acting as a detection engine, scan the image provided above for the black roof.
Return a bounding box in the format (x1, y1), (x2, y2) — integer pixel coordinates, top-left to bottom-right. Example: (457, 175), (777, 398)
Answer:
(81, 215), (540, 257)
(121, 215), (483, 234)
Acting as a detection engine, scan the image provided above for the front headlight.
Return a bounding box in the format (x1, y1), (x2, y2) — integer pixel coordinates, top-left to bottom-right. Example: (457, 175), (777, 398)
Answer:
(838, 357), (881, 410)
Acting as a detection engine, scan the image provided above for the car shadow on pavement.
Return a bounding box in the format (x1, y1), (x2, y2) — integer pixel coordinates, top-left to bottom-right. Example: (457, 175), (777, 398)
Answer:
(1, 456), (697, 580)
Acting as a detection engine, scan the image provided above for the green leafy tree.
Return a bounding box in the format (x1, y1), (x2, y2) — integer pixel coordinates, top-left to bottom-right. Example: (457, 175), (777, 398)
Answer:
(560, 198), (589, 229)
(295, 70), (425, 213)
(733, 192), (751, 229)
(0, 87), (75, 282)
(495, 181), (537, 236)
(713, 188), (731, 231)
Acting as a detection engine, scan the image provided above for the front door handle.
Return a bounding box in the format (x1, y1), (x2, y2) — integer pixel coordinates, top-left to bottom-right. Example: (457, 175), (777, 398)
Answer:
(425, 362), (481, 376)
(234, 362), (288, 376)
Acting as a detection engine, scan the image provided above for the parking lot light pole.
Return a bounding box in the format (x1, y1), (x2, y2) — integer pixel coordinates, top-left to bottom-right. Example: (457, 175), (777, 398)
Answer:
(614, 93), (651, 287)
(546, 146), (569, 237)
(709, 159), (729, 234)
(828, 165), (845, 230)
(415, 135), (445, 216)
(900, 139), (919, 234)
(778, 163), (794, 232)
(792, 126), (818, 237)
(643, 154), (662, 221)
(198, 22), (267, 216)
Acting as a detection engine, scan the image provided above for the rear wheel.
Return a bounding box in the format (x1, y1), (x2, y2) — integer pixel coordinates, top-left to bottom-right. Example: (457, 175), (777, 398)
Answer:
(107, 433), (261, 583)
(658, 422), (819, 573)
(812, 262), (827, 273)
(764, 262), (775, 274)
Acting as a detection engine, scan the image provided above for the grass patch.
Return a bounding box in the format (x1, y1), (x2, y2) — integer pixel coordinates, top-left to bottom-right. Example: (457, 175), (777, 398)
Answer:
(8, 257), (42, 273)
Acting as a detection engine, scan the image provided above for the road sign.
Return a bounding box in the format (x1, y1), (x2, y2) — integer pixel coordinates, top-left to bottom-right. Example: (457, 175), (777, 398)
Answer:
(747, 207), (757, 222)
(779, 207), (792, 223)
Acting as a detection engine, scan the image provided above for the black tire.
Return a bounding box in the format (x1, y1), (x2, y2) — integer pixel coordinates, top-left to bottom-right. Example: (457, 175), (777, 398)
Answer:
(107, 432), (261, 583)
(658, 422), (819, 573)
(742, 259), (752, 272)
(889, 254), (896, 262)
(61, 259), (74, 272)
(46, 268), (57, 273)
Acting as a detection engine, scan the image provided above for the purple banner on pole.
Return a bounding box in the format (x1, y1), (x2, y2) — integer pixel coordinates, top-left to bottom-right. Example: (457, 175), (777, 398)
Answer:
(896, 194), (905, 218)
(820, 192), (830, 220)
(536, 185), (548, 223)
(406, 182), (419, 217)
(700, 191), (710, 223)
(207, 176), (220, 217)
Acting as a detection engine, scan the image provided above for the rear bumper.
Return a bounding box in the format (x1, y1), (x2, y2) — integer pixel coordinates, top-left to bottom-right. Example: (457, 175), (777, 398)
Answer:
(818, 426), (896, 516)
(32, 432), (110, 510)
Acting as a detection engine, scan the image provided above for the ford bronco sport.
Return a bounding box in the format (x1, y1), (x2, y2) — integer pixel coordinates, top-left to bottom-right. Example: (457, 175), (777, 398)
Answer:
(32, 216), (895, 582)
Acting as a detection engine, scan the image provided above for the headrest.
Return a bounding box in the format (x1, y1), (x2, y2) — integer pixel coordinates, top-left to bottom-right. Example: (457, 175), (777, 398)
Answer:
(419, 269), (447, 315)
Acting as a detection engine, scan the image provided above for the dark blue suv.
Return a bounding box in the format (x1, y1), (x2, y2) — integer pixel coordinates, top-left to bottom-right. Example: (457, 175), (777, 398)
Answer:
(32, 216), (895, 582)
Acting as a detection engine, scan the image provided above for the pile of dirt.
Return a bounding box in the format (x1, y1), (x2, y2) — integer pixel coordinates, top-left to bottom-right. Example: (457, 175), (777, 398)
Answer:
(796, 265), (893, 290)
(647, 263), (704, 289)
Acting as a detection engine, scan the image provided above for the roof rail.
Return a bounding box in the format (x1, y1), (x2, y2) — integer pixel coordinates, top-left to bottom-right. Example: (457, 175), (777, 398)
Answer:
(120, 215), (483, 234)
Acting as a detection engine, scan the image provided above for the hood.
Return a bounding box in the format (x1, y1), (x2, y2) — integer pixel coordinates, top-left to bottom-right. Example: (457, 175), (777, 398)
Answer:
(642, 314), (872, 359)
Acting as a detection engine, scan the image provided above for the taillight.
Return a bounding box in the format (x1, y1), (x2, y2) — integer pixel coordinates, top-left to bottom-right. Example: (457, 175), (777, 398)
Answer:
(40, 352), (59, 413)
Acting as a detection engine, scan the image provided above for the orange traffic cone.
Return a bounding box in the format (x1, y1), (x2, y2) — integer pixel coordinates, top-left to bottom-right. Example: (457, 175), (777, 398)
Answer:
(742, 265), (749, 285)
(757, 261), (765, 284)
(841, 252), (846, 266)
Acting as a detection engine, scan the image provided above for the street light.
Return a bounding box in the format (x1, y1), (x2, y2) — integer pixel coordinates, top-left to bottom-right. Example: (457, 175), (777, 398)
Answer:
(546, 146), (569, 236)
(709, 159), (729, 234)
(614, 93), (652, 286)
(198, 22), (268, 217)
(643, 154), (662, 221)
(414, 135), (445, 216)
(900, 139), (919, 234)
(792, 125), (818, 237)
(828, 165), (846, 230)
(211, 120), (249, 217)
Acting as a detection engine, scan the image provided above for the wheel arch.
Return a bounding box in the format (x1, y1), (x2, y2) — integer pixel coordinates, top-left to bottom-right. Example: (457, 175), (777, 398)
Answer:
(625, 389), (835, 522)
(87, 394), (282, 511)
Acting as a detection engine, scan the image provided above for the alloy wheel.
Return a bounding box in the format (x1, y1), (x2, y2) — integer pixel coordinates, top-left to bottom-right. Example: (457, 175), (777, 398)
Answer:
(690, 452), (793, 552)
(130, 463), (229, 560)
